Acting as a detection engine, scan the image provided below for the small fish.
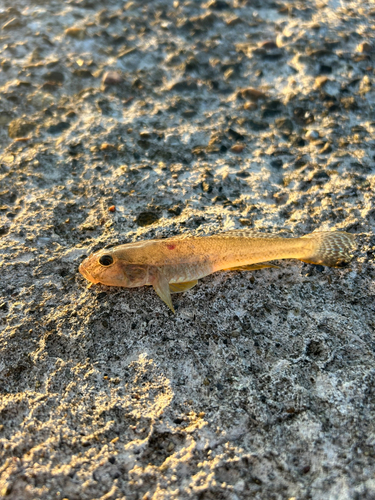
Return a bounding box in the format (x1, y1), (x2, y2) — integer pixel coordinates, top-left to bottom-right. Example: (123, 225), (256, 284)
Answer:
(79, 230), (356, 312)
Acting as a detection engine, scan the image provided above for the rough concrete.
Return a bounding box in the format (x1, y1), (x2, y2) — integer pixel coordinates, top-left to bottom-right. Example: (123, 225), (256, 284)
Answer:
(0, 0), (375, 498)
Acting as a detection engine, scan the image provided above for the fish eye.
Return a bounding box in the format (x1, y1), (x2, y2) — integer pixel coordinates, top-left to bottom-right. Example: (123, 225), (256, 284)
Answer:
(99, 255), (114, 266)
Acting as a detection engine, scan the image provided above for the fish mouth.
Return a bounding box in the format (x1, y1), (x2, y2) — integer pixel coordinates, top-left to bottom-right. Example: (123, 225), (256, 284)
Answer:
(79, 262), (99, 284)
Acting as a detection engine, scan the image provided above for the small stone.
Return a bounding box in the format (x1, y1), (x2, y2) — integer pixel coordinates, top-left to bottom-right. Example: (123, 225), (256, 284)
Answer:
(239, 88), (267, 101)
(357, 42), (373, 53)
(8, 119), (36, 138)
(315, 76), (329, 88)
(167, 442), (175, 452)
(65, 27), (86, 39)
(136, 212), (159, 227)
(244, 102), (257, 111)
(230, 144), (245, 153)
(259, 40), (278, 50)
(108, 206), (116, 212)
(305, 130), (320, 141)
(102, 71), (122, 85)
(100, 143), (116, 151)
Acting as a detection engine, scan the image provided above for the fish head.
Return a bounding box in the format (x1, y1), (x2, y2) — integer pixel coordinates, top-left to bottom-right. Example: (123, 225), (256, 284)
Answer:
(79, 249), (148, 288)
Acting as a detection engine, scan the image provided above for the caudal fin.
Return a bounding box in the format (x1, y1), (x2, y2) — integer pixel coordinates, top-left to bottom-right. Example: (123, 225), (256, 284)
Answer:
(300, 231), (356, 267)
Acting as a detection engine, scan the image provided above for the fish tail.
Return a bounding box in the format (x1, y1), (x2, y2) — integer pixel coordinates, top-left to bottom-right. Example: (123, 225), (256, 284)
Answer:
(300, 231), (356, 267)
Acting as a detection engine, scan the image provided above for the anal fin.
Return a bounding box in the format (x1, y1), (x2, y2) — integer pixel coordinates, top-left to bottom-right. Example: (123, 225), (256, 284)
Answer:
(224, 263), (280, 272)
(169, 280), (198, 294)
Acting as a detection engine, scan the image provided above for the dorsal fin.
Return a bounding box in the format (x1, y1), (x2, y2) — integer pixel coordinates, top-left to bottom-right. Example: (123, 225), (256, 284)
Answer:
(214, 230), (287, 239)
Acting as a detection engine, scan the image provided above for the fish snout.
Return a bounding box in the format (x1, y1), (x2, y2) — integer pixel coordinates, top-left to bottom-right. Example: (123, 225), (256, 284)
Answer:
(79, 261), (99, 284)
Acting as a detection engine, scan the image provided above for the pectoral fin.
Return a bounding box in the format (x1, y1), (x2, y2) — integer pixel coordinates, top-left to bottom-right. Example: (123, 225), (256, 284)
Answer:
(224, 263), (280, 272)
(169, 280), (198, 294)
(152, 274), (175, 313)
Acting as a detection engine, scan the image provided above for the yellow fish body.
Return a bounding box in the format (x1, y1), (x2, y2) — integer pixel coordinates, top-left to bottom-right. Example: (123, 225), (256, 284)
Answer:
(79, 230), (356, 312)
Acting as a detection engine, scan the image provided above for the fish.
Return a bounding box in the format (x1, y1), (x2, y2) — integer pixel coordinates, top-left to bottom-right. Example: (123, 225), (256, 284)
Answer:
(79, 230), (356, 313)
